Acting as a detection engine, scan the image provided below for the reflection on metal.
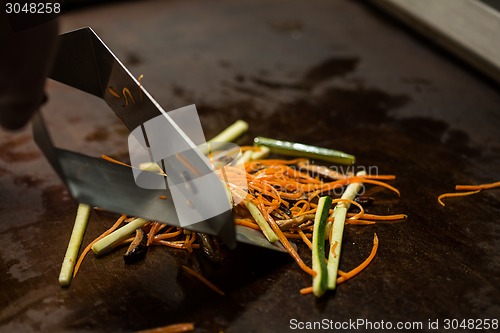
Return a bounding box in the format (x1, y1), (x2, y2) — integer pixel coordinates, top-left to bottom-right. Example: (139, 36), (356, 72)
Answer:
(33, 27), (282, 251)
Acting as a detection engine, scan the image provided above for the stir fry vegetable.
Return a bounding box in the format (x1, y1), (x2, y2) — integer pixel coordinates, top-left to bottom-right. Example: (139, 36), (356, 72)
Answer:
(438, 181), (500, 206)
(58, 203), (91, 286)
(60, 119), (406, 300)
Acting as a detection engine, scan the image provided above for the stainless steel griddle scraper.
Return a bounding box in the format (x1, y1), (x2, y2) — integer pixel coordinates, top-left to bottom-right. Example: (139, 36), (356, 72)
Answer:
(32, 27), (287, 252)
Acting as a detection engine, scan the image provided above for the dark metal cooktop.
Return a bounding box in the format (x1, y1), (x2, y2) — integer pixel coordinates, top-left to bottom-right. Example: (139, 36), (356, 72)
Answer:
(0, 0), (499, 332)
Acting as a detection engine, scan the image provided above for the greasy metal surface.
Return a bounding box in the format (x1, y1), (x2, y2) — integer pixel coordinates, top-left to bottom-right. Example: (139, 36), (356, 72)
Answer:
(1, 0), (499, 332)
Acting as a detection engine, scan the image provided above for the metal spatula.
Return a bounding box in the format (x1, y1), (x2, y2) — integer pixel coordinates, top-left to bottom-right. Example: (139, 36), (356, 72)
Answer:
(33, 27), (286, 252)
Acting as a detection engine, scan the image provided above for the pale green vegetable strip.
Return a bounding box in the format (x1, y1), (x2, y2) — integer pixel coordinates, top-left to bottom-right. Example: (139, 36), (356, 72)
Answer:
(92, 218), (147, 255)
(208, 120), (249, 143)
(59, 203), (91, 287)
(199, 119), (249, 156)
(250, 146), (270, 160)
(237, 150), (254, 165)
(327, 170), (366, 290)
(139, 162), (164, 174)
(312, 196), (333, 297)
(244, 201), (279, 243)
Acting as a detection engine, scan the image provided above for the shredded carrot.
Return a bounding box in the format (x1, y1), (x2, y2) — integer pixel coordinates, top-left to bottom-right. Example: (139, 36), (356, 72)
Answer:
(329, 198), (365, 220)
(73, 214), (127, 277)
(108, 87), (121, 99)
(282, 232), (311, 239)
(181, 265), (225, 296)
(159, 195), (167, 200)
(349, 177), (400, 196)
(300, 233), (379, 294)
(101, 154), (132, 168)
(77, 154), (402, 297)
(359, 174), (396, 180)
(234, 218), (261, 231)
(147, 222), (163, 246)
(153, 239), (200, 250)
(299, 286), (313, 295)
(438, 181), (499, 206)
(184, 232), (197, 253)
(455, 180), (500, 191)
(438, 190), (482, 207)
(297, 229), (312, 250)
(337, 233), (379, 284)
(345, 220), (376, 225)
(135, 322), (195, 333)
(154, 228), (183, 240)
(258, 202), (316, 276)
(347, 213), (407, 221)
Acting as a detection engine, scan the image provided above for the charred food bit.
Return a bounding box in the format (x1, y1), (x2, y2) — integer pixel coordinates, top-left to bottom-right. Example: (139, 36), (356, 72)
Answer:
(354, 196), (374, 207)
(124, 229), (148, 264)
(198, 233), (230, 263)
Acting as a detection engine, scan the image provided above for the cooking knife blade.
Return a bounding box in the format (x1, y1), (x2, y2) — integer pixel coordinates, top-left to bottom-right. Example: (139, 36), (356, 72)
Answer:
(34, 27), (287, 252)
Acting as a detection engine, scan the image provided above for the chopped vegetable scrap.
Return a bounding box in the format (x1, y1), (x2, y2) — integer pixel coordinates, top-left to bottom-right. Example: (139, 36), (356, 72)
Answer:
(59, 120), (406, 301)
(438, 181), (500, 206)
(135, 322), (195, 333)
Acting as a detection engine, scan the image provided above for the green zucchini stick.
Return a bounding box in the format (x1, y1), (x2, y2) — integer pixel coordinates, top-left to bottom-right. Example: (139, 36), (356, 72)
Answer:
(327, 170), (366, 290)
(253, 137), (355, 165)
(92, 218), (148, 256)
(59, 203), (91, 287)
(312, 196), (333, 297)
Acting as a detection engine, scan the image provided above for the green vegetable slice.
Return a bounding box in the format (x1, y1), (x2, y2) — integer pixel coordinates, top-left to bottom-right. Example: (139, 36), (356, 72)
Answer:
(312, 196), (333, 297)
(327, 171), (366, 289)
(253, 137), (355, 165)
(59, 203), (91, 287)
(92, 218), (148, 255)
(244, 201), (279, 243)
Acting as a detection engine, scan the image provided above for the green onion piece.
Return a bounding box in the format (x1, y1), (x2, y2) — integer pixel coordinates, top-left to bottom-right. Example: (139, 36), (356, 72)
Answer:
(59, 203), (91, 287)
(244, 201), (279, 243)
(92, 218), (148, 255)
(253, 137), (355, 165)
(312, 196), (333, 297)
(236, 150), (254, 165)
(208, 120), (249, 143)
(199, 120), (249, 156)
(250, 146), (270, 160)
(327, 171), (366, 290)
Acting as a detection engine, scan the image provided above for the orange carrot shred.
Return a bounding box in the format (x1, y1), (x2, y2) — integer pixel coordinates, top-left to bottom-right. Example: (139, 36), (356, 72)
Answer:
(135, 322), (195, 333)
(258, 202), (316, 276)
(300, 233), (379, 295)
(73, 214), (127, 277)
(181, 265), (225, 296)
(101, 154), (132, 168)
(438, 190), (481, 207)
(336, 233), (379, 284)
(297, 229), (312, 250)
(455, 180), (500, 191)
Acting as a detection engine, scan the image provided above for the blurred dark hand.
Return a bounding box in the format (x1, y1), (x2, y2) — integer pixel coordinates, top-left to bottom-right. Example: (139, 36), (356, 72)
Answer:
(0, 15), (59, 130)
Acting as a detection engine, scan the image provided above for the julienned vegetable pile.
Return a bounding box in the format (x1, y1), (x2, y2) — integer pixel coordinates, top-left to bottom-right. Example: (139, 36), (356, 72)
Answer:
(59, 120), (408, 298)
